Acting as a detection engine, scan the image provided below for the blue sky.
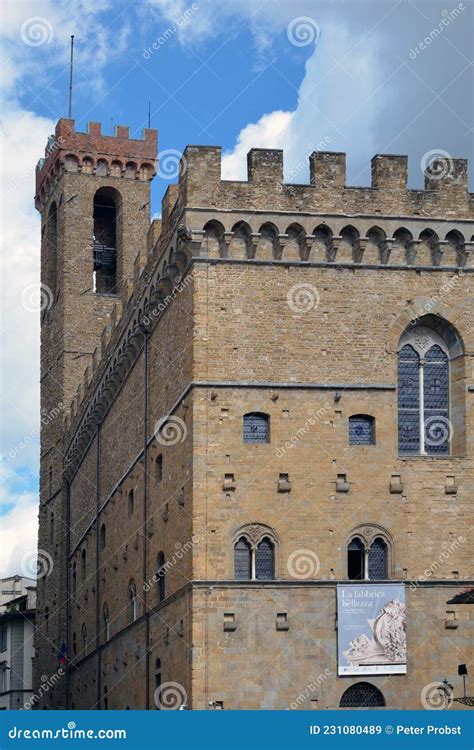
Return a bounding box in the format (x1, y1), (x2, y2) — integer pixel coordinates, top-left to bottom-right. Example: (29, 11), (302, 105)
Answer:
(0, 0), (472, 575)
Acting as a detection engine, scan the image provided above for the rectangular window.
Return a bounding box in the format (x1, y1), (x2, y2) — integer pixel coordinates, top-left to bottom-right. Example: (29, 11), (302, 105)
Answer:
(0, 629), (6, 652)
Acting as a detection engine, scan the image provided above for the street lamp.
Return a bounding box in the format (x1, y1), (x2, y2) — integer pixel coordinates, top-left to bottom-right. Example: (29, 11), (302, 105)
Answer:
(458, 664), (468, 699)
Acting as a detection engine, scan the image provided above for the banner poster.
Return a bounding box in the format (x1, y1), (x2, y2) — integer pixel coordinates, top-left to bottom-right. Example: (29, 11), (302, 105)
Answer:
(337, 584), (407, 676)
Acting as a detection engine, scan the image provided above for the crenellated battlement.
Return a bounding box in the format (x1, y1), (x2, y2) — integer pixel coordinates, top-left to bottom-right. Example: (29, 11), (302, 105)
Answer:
(177, 147), (473, 219)
(35, 118), (157, 209)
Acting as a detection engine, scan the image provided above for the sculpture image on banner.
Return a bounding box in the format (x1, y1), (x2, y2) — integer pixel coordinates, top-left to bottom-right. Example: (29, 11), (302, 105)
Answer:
(337, 584), (407, 676)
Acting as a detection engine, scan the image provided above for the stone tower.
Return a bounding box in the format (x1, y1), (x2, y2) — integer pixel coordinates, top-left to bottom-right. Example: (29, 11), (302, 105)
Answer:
(34, 119), (157, 706)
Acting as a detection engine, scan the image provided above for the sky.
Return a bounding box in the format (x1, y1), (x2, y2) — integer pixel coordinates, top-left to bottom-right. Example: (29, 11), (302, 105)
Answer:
(0, 0), (472, 577)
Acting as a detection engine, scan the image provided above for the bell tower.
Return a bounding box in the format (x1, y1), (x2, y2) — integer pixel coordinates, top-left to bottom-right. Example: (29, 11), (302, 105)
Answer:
(34, 119), (157, 706)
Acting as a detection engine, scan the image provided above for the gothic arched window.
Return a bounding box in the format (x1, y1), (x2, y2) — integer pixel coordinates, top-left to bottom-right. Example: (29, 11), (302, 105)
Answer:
(129, 580), (137, 622)
(81, 623), (87, 655)
(233, 525), (277, 580)
(347, 527), (390, 581)
(103, 604), (110, 641)
(255, 537), (274, 579)
(93, 187), (119, 295)
(234, 537), (251, 580)
(243, 413), (270, 444)
(157, 552), (166, 603)
(398, 327), (451, 455)
(340, 682), (385, 708)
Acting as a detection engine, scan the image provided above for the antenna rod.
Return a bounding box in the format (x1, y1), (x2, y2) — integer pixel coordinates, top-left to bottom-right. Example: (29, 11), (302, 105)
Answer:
(68, 35), (74, 119)
(148, 101), (151, 129)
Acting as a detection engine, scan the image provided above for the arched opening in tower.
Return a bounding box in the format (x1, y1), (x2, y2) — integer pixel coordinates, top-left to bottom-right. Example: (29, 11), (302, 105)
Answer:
(93, 188), (118, 294)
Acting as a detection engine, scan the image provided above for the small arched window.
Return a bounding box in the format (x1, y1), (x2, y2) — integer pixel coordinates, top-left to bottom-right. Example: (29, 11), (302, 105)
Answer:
(155, 657), (162, 710)
(129, 580), (137, 622)
(49, 511), (55, 544)
(347, 533), (388, 581)
(81, 624), (87, 655)
(234, 537), (251, 580)
(128, 489), (134, 516)
(81, 549), (86, 581)
(349, 415), (375, 445)
(234, 527), (276, 580)
(340, 682), (385, 708)
(93, 188), (118, 294)
(243, 413), (270, 444)
(398, 327), (451, 455)
(100, 523), (106, 550)
(155, 454), (163, 484)
(255, 537), (274, 579)
(72, 561), (77, 595)
(103, 604), (110, 641)
(72, 632), (77, 656)
(157, 552), (166, 602)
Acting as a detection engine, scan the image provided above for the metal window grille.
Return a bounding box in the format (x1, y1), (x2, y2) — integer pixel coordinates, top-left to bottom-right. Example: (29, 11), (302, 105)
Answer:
(255, 538), (274, 579)
(368, 537), (387, 580)
(349, 415), (375, 445)
(423, 345), (449, 455)
(340, 682), (385, 708)
(243, 413), (270, 444)
(234, 538), (251, 580)
(398, 344), (420, 454)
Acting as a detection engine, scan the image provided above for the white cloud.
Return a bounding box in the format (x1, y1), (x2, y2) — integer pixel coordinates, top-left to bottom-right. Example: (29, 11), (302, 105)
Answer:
(222, 23), (380, 184)
(222, 110), (293, 180)
(0, 0), (131, 573)
(0, 465), (38, 578)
